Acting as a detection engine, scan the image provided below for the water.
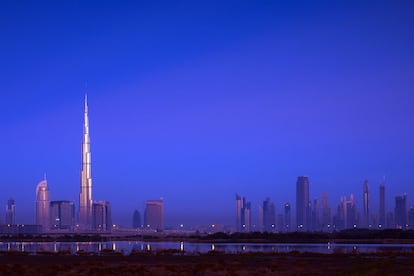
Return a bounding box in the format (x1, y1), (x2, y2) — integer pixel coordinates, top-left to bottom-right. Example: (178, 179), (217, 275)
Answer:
(0, 241), (413, 255)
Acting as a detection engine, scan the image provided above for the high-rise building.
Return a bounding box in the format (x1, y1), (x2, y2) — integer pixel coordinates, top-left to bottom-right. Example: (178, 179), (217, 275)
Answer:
(379, 184), (385, 228)
(296, 176), (310, 231)
(258, 204), (263, 231)
(35, 178), (50, 232)
(284, 202), (291, 232)
(79, 94), (93, 230)
(262, 198), (275, 232)
(235, 194), (242, 231)
(362, 180), (369, 228)
(321, 192), (332, 231)
(311, 199), (320, 231)
(408, 207), (414, 230)
(5, 198), (15, 225)
(395, 194), (407, 229)
(235, 195), (251, 232)
(345, 195), (357, 229)
(144, 199), (164, 231)
(132, 209), (141, 229)
(50, 201), (75, 230)
(386, 211), (394, 229)
(334, 194), (357, 230)
(92, 201), (112, 232)
(243, 200), (251, 232)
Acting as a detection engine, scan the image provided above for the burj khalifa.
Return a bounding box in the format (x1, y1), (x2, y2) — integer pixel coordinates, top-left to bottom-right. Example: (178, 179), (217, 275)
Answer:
(78, 94), (93, 229)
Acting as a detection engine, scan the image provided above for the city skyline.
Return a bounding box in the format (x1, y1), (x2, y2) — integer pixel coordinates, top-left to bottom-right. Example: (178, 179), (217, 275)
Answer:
(1, 1), (414, 227)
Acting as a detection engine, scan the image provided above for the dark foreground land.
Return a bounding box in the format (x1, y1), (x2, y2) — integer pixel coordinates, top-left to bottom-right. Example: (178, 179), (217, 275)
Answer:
(0, 252), (413, 275)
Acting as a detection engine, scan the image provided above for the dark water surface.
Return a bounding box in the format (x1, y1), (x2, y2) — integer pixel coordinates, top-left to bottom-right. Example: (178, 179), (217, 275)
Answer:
(0, 241), (413, 255)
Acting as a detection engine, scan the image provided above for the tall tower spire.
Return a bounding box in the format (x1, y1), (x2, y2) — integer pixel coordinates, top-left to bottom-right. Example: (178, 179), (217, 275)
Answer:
(79, 93), (93, 230)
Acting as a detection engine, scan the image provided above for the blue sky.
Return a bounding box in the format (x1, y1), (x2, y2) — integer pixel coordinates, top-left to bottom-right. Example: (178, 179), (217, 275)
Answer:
(0, 1), (414, 227)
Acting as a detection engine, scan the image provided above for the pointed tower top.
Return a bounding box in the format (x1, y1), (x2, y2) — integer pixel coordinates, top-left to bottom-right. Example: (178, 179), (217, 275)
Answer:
(84, 93), (88, 110)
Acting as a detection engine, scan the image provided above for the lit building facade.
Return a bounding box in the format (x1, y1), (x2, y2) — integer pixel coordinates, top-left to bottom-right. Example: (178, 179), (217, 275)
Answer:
(50, 201), (75, 230)
(79, 94), (93, 229)
(36, 178), (50, 232)
(296, 176), (310, 231)
(144, 199), (163, 230)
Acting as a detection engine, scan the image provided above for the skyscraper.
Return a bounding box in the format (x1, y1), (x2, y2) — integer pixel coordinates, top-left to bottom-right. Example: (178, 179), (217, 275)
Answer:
(132, 209), (141, 229)
(235, 194), (242, 231)
(395, 194), (407, 229)
(262, 198), (275, 232)
(284, 202), (291, 232)
(144, 199), (164, 231)
(5, 198), (15, 225)
(321, 192), (332, 231)
(35, 178), (50, 232)
(92, 201), (112, 232)
(50, 201), (75, 230)
(362, 180), (369, 228)
(78, 94), (93, 229)
(296, 176), (310, 231)
(235, 195), (251, 232)
(379, 184), (385, 228)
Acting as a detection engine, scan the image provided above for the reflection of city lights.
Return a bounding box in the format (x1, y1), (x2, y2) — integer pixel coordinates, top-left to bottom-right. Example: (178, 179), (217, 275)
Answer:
(98, 243), (102, 251)
(180, 242), (184, 252)
(112, 243), (116, 251)
(211, 244), (215, 251)
(146, 243), (151, 251)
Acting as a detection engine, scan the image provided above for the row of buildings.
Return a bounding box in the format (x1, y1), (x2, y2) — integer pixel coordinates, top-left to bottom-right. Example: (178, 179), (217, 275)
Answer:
(0, 95), (163, 234)
(236, 176), (414, 232)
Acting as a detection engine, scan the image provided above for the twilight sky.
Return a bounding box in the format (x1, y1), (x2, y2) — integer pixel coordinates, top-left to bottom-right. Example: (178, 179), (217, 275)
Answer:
(0, 1), (414, 227)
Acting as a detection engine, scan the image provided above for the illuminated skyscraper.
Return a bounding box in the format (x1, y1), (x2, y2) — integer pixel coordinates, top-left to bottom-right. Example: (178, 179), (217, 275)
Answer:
(35, 178), (50, 232)
(92, 201), (112, 232)
(296, 176), (310, 231)
(78, 94), (93, 229)
(395, 194), (407, 229)
(362, 180), (369, 228)
(379, 184), (385, 228)
(144, 199), (164, 230)
(5, 198), (15, 225)
(50, 201), (75, 230)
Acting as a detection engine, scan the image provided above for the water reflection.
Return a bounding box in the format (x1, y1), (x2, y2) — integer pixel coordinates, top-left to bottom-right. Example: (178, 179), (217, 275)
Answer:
(0, 241), (413, 255)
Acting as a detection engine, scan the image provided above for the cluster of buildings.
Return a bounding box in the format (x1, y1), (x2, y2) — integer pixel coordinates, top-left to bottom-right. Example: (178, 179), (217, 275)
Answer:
(1, 95), (164, 234)
(33, 95), (112, 233)
(236, 176), (414, 232)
